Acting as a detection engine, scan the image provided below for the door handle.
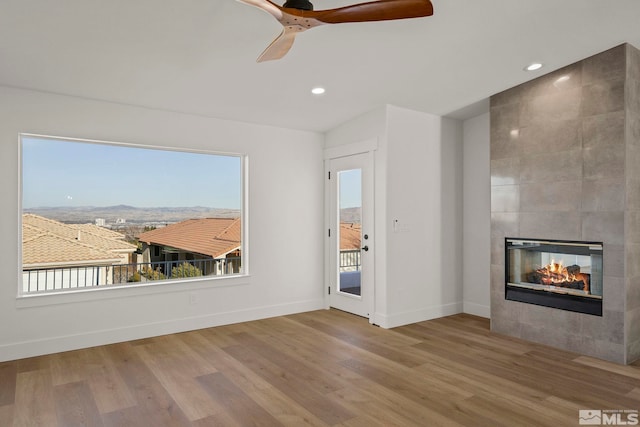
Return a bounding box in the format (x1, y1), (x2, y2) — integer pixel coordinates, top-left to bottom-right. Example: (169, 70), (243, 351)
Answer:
(362, 245), (369, 252)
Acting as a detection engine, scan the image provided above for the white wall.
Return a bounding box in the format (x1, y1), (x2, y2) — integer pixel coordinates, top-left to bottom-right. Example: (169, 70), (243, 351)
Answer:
(441, 117), (465, 312)
(384, 106), (463, 327)
(462, 112), (491, 317)
(325, 105), (465, 328)
(324, 108), (387, 150)
(0, 86), (325, 362)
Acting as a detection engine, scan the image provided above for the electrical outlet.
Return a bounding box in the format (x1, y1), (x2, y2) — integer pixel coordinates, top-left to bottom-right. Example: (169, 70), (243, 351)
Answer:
(189, 293), (197, 305)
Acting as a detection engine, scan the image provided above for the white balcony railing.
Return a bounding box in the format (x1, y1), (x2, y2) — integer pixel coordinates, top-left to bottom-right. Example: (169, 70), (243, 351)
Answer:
(340, 249), (360, 272)
(22, 257), (241, 294)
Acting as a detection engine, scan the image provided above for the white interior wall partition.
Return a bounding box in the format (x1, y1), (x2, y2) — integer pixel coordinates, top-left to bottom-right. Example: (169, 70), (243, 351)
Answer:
(326, 105), (466, 328)
(462, 112), (491, 317)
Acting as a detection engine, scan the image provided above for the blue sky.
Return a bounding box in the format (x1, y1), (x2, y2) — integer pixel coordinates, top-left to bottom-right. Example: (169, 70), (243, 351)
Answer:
(22, 136), (242, 209)
(339, 169), (361, 209)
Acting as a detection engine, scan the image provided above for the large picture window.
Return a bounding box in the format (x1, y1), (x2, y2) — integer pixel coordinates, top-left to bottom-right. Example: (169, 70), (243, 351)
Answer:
(20, 134), (245, 295)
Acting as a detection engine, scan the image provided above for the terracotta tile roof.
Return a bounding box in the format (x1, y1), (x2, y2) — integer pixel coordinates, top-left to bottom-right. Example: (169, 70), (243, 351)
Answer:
(71, 223), (127, 240)
(137, 218), (241, 258)
(22, 214), (137, 267)
(23, 213), (136, 252)
(340, 223), (361, 250)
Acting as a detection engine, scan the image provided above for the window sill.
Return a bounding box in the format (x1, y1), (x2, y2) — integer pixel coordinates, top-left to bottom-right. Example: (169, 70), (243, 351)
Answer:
(16, 274), (251, 308)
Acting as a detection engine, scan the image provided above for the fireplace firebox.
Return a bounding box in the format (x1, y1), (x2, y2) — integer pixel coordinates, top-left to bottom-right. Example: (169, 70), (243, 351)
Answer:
(505, 238), (603, 316)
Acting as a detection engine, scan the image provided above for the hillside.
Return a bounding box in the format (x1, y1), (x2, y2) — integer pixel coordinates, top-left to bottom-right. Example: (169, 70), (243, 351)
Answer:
(24, 205), (240, 225)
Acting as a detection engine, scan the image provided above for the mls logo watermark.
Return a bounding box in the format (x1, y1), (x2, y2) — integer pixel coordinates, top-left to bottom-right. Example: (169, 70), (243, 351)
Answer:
(579, 410), (639, 425)
(580, 410), (602, 425)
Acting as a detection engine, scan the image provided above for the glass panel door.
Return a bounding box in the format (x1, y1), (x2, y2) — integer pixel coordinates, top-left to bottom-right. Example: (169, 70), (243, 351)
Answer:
(328, 152), (373, 320)
(338, 168), (362, 296)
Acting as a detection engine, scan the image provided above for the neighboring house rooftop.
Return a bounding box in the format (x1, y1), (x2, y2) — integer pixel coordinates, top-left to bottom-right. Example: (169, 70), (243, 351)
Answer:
(137, 218), (241, 259)
(23, 213), (135, 253)
(72, 223), (130, 240)
(340, 223), (361, 250)
(22, 213), (137, 267)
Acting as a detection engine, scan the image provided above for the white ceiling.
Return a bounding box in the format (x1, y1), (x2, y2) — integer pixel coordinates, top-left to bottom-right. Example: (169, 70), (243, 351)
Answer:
(2, 0), (640, 132)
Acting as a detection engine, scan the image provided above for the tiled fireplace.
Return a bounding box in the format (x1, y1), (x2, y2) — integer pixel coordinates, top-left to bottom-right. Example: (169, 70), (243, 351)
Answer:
(490, 44), (640, 364)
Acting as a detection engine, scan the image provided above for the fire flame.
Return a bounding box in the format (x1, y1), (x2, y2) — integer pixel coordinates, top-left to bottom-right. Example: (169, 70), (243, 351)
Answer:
(546, 259), (565, 277)
(537, 259), (589, 292)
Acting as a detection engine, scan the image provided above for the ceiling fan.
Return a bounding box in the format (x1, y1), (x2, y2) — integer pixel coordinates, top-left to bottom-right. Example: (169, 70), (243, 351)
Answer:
(237, 0), (434, 62)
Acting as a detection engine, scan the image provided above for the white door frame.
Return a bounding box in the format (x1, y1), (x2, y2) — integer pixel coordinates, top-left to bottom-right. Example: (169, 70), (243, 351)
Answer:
(324, 138), (377, 324)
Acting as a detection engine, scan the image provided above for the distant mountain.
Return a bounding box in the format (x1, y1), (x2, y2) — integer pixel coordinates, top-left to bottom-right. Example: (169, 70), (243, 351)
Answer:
(24, 205), (240, 225)
(25, 205), (360, 226)
(340, 207), (361, 224)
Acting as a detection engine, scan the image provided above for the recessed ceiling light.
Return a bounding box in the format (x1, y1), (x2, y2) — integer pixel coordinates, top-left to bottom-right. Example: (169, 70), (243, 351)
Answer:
(311, 87), (325, 95)
(524, 63), (543, 71)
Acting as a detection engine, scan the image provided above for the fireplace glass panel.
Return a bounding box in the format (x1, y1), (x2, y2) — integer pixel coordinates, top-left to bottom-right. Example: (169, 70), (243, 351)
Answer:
(505, 238), (603, 315)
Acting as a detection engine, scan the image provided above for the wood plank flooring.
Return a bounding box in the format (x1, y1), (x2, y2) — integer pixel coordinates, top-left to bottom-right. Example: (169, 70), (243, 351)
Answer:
(1, 309), (640, 426)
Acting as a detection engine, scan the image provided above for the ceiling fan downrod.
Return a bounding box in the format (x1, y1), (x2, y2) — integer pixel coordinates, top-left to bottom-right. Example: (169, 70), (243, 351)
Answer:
(282, 0), (313, 10)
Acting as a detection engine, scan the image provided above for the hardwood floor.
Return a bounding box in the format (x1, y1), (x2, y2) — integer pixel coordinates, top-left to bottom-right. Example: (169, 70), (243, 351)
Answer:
(1, 309), (640, 426)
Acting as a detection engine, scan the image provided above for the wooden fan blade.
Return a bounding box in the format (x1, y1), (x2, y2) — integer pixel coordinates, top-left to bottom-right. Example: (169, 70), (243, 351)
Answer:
(308, 0), (433, 24)
(257, 26), (300, 62)
(242, 0), (432, 62)
(236, 0), (282, 19)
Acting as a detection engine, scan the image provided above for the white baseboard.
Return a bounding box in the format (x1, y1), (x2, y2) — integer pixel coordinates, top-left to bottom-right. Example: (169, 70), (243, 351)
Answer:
(0, 299), (324, 362)
(375, 302), (463, 329)
(463, 301), (490, 318)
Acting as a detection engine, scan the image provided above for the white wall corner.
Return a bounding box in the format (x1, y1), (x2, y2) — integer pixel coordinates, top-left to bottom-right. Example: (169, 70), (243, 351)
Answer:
(374, 302), (463, 329)
(462, 301), (490, 318)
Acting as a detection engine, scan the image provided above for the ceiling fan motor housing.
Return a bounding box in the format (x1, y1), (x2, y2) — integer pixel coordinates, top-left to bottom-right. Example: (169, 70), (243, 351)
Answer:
(282, 0), (313, 10)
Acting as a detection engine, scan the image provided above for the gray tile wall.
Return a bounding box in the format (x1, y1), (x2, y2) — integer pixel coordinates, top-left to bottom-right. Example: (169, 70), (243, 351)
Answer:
(490, 44), (640, 364)
(626, 44), (640, 362)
